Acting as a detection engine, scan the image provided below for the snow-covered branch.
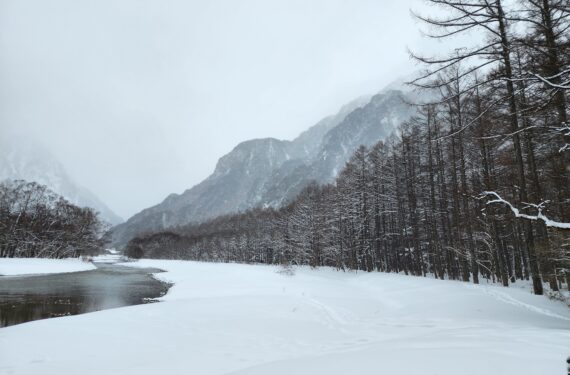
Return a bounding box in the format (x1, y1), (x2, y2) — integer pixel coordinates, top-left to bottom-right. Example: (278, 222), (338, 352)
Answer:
(481, 192), (570, 229)
(553, 123), (570, 152)
(527, 70), (570, 90)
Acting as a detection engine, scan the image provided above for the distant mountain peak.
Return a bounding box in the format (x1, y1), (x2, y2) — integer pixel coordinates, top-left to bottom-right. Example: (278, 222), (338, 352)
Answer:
(0, 138), (123, 225)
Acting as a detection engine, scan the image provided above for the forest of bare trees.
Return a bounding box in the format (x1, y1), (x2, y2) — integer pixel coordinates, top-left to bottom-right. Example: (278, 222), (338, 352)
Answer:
(127, 0), (569, 294)
(0, 180), (104, 258)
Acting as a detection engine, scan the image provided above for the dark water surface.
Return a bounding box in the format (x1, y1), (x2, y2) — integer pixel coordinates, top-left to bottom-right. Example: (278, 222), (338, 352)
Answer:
(0, 262), (171, 328)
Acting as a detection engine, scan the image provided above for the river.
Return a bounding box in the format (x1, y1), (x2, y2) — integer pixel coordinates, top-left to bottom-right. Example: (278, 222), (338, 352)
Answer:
(0, 261), (171, 328)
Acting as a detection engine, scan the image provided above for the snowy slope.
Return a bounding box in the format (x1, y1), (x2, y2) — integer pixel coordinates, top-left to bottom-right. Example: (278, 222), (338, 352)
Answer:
(0, 138), (123, 225)
(1, 261), (569, 375)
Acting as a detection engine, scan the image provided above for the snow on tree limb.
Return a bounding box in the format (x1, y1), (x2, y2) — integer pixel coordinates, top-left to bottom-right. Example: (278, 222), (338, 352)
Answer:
(555, 123), (570, 152)
(481, 191), (570, 230)
(527, 70), (570, 90)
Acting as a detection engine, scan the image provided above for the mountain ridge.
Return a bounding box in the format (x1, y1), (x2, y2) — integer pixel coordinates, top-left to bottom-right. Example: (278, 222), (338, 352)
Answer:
(110, 88), (416, 247)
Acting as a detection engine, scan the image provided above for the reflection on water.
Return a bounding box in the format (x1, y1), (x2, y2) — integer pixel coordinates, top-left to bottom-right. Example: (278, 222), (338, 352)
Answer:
(0, 263), (171, 328)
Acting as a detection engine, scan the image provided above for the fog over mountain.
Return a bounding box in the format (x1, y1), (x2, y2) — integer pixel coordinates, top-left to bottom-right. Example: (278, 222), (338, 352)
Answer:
(0, 138), (123, 225)
(110, 87), (415, 246)
(1, 0), (459, 220)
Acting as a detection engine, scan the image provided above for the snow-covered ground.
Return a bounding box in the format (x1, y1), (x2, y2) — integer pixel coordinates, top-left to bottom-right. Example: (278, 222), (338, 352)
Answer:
(1, 260), (569, 375)
(0, 257), (96, 276)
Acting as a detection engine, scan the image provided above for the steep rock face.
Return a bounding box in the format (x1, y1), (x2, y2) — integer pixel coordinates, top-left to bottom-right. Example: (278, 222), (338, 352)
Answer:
(0, 139), (123, 225)
(288, 95), (370, 160)
(258, 90), (414, 207)
(178, 138), (293, 219)
(111, 89), (415, 247)
(313, 89), (414, 181)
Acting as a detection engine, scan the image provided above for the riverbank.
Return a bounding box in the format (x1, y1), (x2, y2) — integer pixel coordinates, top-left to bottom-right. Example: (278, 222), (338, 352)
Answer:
(0, 257), (96, 276)
(1, 260), (569, 375)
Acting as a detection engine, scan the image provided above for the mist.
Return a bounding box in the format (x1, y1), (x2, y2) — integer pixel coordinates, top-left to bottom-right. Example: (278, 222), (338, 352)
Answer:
(2, 0), (443, 219)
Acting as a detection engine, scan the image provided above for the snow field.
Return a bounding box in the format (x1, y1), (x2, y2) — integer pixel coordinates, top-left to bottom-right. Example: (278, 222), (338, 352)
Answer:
(0, 257), (96, 277)
(1, 260), (569, 375)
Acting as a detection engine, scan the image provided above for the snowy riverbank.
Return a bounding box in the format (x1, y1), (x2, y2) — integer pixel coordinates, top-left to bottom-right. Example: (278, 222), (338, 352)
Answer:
(1, 260), (569, 375)
(0, 257), (96, 276)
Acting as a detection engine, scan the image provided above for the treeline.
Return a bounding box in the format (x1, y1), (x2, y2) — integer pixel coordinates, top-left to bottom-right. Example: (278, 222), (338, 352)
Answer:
(126, 0), (570, 294)
(0, 180), (104, 258)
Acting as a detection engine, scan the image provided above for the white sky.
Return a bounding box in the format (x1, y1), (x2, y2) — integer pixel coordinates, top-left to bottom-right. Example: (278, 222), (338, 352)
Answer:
(1, 0), (447, 219)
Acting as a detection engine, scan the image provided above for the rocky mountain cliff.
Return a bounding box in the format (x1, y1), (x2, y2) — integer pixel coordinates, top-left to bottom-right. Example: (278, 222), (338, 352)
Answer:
(110, 88), (415, 247)
(259, 90), (414, 207)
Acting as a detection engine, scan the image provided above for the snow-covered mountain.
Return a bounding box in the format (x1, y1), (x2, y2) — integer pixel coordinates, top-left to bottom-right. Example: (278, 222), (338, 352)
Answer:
(0, 139), (123, 225)
(259, 90), (414, 207)
(110, 88), (415, 246)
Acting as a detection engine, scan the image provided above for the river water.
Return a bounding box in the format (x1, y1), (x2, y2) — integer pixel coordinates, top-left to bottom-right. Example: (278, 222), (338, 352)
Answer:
(0, 261), (171, 328)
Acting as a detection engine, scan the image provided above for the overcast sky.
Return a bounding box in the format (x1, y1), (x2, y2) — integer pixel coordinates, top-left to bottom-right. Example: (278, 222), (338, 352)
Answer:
(1, 0), (448, 219)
